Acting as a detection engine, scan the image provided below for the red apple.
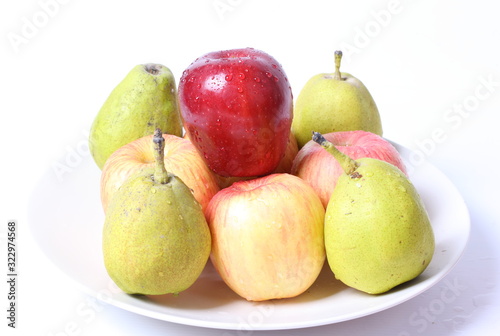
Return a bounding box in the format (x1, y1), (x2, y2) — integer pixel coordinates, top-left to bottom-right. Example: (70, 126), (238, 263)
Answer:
(292, 131), (407, 208)
(206, 173), (325, 301)
(210, 131), (298, 189)
(271, 129), (299, 174)
(178, 48), (293, 177)
(100, 133), (220, 214)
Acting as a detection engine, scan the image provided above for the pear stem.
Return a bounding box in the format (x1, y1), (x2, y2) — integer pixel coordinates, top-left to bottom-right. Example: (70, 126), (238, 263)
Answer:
(153, 128), (169, 184)
(333, 50), (343, 80)
(312, 131), (359, 176)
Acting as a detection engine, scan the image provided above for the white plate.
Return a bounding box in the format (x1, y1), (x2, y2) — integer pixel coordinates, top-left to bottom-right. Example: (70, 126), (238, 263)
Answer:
(28, 143), (470, 330)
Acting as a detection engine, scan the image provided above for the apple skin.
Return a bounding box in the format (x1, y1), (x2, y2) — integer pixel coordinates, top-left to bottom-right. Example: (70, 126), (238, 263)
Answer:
(100, 134), (220, 214)
(178, 48), (293, 177)
(185, 131), (298, 189)
(206, 173), (325, 301)
(292, 130), (407, 208)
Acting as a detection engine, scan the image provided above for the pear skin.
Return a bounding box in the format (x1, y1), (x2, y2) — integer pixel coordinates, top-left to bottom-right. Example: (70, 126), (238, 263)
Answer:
(102, 129), (211, 295)
(313, 132), (434, 294)
(89, 64), (182, 169)
(292, 51), (382, 148)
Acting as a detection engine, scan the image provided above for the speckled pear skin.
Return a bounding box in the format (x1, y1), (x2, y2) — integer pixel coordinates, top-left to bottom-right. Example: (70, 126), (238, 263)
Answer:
(89, 64), (182, 169)
(292, 51), (382, 148)
(324, 158), (435, 294)
(102, 170), (211, 295)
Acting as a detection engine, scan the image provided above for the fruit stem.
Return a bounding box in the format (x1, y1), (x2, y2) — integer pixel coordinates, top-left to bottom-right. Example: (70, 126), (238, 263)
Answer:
(144, 63), (161, 75)
(153, 128), (170, 184)
(312, 132), (359, 176)
(333, 50), (343, 81)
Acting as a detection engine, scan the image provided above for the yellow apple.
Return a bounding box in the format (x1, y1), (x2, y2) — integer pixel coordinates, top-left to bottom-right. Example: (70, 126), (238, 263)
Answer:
(206, 173), (325, 301)
(100, 133), (219, 214)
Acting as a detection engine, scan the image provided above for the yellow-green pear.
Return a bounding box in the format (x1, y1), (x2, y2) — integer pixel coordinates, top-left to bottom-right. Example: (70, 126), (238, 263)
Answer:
(89, 63), (182, 169)
(292, 51), (382, 148)
(102, 129), (211, 295)
(312, 132), (434, 294)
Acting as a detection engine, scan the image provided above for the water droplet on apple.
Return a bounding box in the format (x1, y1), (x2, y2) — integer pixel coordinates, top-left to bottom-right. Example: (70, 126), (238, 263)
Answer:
(273, 76), (279, 82)
(271, 64), (278, 69)
(254, 77), (261, 83)
(237, 87), (244, 93)
(238, 73), (246, 80)
(225, 74), (233, 81)
(265, 72), (272, 78)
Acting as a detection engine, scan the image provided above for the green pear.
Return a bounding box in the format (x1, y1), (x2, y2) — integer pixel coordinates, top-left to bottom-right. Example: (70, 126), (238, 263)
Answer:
(312, 132), (434, 294)
(102, 129), (211, 295)
(292, 51), (382, 148)
(89, 63), (182, 169)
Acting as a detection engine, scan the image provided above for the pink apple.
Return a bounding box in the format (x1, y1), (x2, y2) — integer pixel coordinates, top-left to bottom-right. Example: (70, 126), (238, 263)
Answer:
(100, 133), (220, 214)
(178, 47), (293, 177)
(206, 173), (325, 301)
(292, 130), (407, 208)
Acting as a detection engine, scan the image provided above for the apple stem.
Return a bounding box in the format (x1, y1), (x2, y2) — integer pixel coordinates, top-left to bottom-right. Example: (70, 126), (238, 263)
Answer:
(153, 128), (170, 184)
(312, 132), (359, 176)
(333, 50), (343, 81)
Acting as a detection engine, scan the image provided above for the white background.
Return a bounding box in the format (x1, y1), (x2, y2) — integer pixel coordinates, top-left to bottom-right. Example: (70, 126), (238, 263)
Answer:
(2, 0), (500, 335)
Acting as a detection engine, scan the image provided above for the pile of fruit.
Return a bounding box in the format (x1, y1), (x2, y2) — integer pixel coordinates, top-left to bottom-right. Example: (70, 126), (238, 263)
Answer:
(89, 48), (435, 301)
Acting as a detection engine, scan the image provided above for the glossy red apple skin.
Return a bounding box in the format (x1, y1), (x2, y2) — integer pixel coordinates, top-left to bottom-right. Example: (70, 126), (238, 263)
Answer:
(206, 173), (325, 301)
(185, 131), (298, 189)
(178, 48), (293, 177)
(292, 131), (407, 208)
(100, 134), (220, 214)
